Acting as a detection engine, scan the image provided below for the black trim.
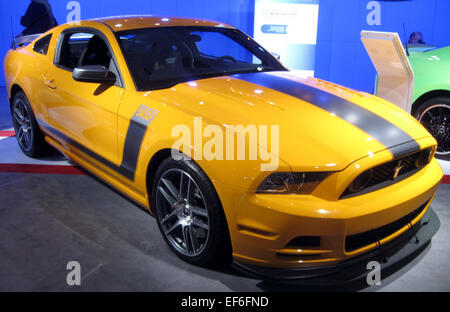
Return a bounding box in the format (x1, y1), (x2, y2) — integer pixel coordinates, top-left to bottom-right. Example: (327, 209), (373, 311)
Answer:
(345, 199), (429, 252)
(233, 72), (421, 158)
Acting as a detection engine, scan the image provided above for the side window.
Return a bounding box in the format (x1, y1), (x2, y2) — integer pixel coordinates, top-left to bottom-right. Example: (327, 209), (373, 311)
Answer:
(33, 34), (52, 55)
(57, 32), (112, 71)
(57, 32), (93, 70)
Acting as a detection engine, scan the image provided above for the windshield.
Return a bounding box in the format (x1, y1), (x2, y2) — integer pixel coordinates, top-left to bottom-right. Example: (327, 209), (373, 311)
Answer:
(116, 26), (286, 91)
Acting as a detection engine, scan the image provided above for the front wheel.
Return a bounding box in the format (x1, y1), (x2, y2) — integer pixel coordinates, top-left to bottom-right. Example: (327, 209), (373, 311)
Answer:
(415, 97), (450, 159)
(152, 157), (232, 267)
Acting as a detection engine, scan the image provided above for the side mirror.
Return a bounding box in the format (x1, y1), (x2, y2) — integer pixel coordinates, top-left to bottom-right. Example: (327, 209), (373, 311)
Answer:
(72, 65), (116, 83)
(271, 52), (281, 60)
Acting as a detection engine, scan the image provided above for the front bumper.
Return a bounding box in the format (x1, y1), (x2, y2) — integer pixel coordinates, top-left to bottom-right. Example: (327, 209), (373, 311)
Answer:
(217, 155), (443, 270)
(232, 207), (440, 282)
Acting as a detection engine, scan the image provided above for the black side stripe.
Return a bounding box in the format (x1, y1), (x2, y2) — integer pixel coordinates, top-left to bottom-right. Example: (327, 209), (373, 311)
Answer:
(39, 120), (134, 179)
(119, 105), (159, 180)
(119, 121), (147, 180)
(233, 72), (420, 158)
(38, 109), (156, 181)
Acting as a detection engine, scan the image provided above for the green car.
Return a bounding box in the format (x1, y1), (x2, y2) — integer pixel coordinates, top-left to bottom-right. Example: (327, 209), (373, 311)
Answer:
(409, 46), (450, 158)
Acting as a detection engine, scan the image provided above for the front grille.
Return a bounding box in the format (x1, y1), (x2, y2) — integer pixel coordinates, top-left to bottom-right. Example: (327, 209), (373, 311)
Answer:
(341, 148), (433, 199)
(345, 200), (429, 252)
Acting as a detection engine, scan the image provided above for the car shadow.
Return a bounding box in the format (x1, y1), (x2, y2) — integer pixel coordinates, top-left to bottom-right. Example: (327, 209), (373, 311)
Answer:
(177, 240), (430, 292)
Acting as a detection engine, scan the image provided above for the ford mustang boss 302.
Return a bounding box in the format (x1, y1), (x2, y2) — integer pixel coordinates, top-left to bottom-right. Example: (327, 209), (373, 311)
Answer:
(3, 16), (443, 281)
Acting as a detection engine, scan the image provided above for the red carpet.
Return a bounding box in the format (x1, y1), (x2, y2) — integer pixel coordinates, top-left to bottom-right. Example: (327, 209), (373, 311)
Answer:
(0, 164), (85, 175)
(0, 131), (16, 137)
(443, 175), (450, 184)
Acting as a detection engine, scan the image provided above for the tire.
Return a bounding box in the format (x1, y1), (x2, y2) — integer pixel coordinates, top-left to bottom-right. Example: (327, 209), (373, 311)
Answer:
(414, 97), (450, 160)
(11, 91), (51, 158)
(151, 157), (232, 267)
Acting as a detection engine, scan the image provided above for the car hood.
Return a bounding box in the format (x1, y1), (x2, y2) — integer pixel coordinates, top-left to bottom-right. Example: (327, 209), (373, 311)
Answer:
(148, 71), (431, 171)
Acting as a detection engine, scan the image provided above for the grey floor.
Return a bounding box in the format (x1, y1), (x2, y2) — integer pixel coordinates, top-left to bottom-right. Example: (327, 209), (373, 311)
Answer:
(0, 87), (449, 292)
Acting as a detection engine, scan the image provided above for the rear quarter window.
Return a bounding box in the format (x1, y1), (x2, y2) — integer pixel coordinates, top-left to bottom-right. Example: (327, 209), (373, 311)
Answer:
(33, 34), (52, 55)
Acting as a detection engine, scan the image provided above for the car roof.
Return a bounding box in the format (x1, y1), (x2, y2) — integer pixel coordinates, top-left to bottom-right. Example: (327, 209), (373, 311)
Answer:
(90, 15), (233, 32)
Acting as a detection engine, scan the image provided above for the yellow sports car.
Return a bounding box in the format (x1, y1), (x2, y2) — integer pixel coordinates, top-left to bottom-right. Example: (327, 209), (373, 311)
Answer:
(3, 16), (443, 280)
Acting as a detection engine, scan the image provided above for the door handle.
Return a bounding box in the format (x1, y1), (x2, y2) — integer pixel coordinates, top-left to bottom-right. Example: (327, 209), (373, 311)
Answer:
(45, 79), (57, 89)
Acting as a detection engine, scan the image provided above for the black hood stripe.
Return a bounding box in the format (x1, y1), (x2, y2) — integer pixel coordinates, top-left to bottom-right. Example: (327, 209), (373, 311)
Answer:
(233, 72), (420, 158)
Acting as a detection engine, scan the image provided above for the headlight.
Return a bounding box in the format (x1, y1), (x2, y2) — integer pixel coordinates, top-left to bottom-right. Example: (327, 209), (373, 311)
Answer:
(257, 172), (331, 195)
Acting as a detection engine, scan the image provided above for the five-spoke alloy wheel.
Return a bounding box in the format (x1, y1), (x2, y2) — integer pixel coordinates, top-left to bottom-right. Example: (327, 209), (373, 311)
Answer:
(152, 158), (231, 266)
(156, 169), (210, 257)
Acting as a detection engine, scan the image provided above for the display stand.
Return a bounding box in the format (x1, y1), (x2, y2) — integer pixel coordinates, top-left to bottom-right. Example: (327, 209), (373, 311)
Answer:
(361, 31), (414, 114)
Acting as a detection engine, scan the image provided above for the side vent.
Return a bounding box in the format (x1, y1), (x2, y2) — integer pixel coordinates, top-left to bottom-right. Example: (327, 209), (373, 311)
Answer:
(237, 225), (277, 239)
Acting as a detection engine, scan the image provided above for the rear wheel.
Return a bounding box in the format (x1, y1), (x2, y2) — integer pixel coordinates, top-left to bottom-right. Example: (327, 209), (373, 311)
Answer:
(11, 91), (50, 158)
(152, 157), (232, 267)
(414, 97), (450, 159)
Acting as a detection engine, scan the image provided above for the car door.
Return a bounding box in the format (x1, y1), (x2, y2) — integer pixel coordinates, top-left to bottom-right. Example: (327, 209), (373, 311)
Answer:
(44, 29), (124, 166)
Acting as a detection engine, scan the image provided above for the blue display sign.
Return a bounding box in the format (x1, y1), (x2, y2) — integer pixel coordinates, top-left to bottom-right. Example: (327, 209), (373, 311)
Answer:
(254, 0), (320, 77)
